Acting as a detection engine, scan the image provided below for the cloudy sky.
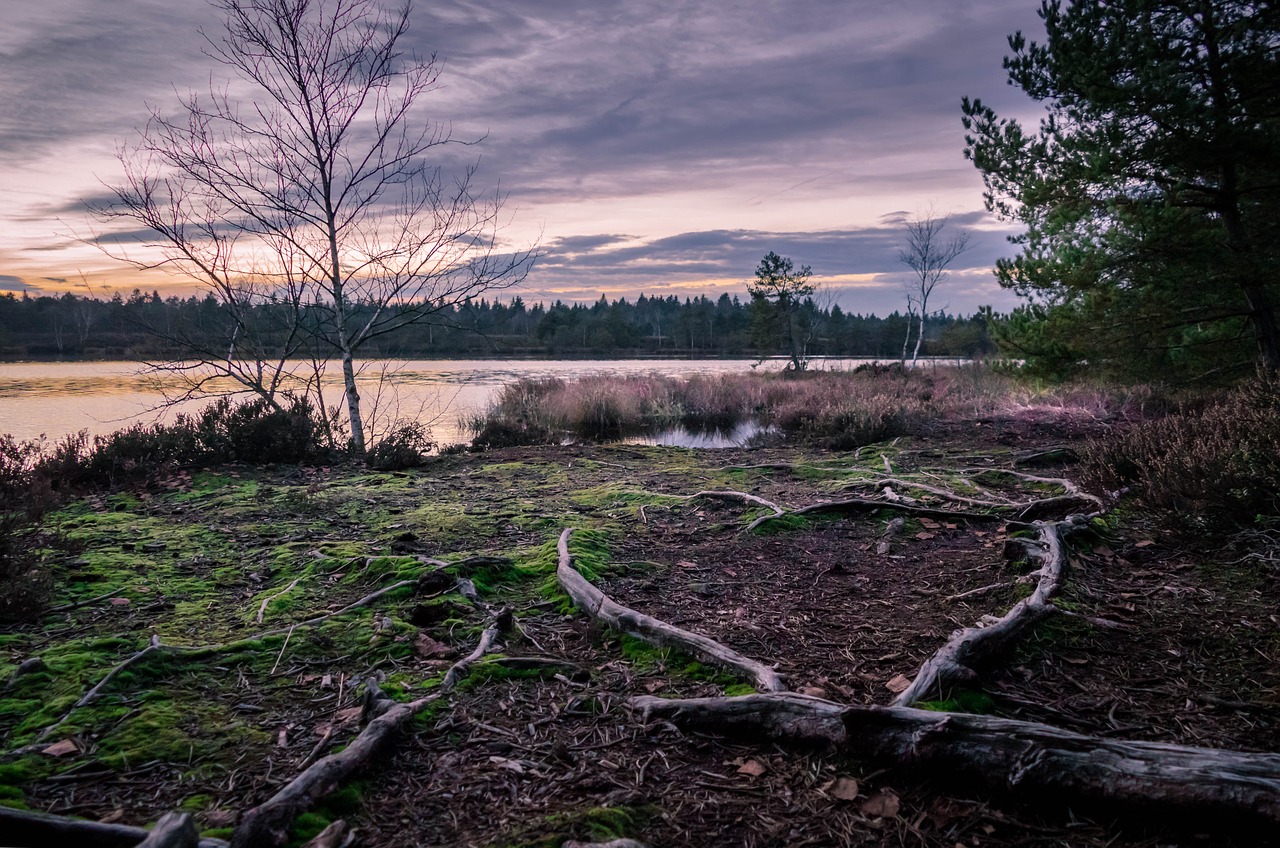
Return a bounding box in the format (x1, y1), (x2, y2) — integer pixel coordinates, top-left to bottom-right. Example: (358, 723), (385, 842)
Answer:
(0, 0), (1046, 315)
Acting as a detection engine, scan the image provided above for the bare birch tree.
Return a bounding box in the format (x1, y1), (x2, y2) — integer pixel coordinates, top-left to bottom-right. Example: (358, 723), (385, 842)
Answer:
(92, 0), (534, 454)
(899, 210), (970, 364)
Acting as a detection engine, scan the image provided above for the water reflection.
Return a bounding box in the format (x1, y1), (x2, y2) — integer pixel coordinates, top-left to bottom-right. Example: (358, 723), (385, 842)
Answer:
(624, 420), (767, 448)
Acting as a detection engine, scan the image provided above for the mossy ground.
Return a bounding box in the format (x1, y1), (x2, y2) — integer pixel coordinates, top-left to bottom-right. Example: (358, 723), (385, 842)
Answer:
(1, 428), (1276, 847)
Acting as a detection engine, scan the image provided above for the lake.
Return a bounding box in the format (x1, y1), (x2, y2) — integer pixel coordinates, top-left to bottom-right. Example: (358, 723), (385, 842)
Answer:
(0, 358), (903, 448)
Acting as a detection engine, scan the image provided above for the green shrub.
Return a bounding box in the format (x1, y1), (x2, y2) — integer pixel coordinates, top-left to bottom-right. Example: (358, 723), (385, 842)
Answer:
(1084, 371), (1280, 528)
(367, 421), (434, 470)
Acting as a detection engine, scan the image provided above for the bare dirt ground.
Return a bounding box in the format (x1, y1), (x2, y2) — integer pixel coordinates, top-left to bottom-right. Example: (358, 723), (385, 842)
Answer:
(3, 412), (1278, 847)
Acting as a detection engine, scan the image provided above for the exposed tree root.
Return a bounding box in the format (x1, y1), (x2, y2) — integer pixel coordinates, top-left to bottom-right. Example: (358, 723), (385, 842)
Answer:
(689, 490), (784, 526)
(891, 517), (1083, 707)
(630, 693), (1280, 826)
(557, 528), (785, 693)
(230, 613), (510, 848)
(0, 805), (226, 848)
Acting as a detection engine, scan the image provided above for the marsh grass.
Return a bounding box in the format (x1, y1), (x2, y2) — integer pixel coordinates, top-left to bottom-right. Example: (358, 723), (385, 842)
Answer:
(467, 364), (1139, 448)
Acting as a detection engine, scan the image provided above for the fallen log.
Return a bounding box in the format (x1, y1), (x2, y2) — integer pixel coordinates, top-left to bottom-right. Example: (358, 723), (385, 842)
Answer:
(557, 528), (785, 693)
(135, 812), (199, 848)
(631, 692), (1280, 827)
(0, 806), (227, 848)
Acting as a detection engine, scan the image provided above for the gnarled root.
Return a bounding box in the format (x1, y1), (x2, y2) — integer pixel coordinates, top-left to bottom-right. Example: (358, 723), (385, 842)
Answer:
(557, 528), (785, 693)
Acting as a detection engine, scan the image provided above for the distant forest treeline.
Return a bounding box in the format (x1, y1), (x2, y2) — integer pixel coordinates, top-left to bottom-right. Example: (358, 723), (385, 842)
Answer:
(0, 290), (996, 360)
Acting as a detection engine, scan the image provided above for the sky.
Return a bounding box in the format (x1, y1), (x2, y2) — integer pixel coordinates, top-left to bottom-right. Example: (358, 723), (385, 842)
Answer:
(0, 0), (1048, 316)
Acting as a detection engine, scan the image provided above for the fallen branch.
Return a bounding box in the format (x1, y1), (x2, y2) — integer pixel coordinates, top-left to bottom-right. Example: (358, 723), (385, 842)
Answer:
(229, 614), (509, 848)
(0, 805), (227, 848)
(689, 490), (784, 528)
(891, 517), (1081, 707)
(557, 528), (784, 693)
(631, 693), (1280, 827)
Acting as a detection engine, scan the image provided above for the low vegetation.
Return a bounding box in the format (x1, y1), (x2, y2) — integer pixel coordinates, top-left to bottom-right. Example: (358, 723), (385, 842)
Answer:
(467, 364), (1143, 449)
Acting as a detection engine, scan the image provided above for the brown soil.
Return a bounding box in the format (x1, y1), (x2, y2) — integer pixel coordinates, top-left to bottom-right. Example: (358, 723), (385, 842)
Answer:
(9, 412), (1280, 847)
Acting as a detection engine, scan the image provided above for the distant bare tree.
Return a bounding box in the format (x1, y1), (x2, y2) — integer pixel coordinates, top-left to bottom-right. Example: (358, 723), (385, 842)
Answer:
(899, 209), (970, 364)
(92, 0), (534, 454)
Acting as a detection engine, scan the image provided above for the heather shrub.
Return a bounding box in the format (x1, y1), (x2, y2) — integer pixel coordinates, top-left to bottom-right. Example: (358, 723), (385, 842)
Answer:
(1083, 371), (1280, 528)
(196, 395), (321, 464)
(367, 420), (435, 471)
(0, 436), (57, 622)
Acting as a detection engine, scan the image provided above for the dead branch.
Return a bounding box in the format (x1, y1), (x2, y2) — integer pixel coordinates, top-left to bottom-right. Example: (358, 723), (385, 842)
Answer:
(891, 517), (1081, 707)
(632, 692), (1280, 827)
(0, 805), (227, 848)
(944, 581), (1018, 603)
(690, 490), (784, 527)
(557, 528), (785, 693)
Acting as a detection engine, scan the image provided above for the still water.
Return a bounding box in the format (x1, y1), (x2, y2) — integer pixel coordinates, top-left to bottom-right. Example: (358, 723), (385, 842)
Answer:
(0, 359), (880, 449)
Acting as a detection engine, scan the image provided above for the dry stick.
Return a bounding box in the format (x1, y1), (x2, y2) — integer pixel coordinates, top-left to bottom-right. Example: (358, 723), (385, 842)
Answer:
(256, 576), (304, 625)
(556, 528), (785, 693)
(46, 589), (124, 614)
(689, 490), (784, 526)
(229, 617), (508, 848)
(750, 497), (1010, 533)
(631, 692), (1280, 827)
(0, 805), (228, 848)
(34, 635), (163, 743)
(968, 467), (1105, 510)
(891, 517), (1082, 708)
(944, 581), (1018, 603)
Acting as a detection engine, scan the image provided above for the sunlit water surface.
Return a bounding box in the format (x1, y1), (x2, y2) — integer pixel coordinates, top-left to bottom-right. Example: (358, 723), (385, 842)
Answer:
(0, 359), (906, 449)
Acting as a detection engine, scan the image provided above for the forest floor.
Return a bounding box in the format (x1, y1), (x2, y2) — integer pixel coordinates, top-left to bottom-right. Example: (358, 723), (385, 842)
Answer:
(2, 409), (1278, 847)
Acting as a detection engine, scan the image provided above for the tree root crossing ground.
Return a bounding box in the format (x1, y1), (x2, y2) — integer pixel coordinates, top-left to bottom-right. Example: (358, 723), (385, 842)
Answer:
(2, 417), (1279, 846)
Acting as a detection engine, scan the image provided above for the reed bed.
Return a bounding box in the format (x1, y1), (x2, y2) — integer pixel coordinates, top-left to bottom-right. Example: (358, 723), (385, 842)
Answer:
(466, 364), (1141, 449)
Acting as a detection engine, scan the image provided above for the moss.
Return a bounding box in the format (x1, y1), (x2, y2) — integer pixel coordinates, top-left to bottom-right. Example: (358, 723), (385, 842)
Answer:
(723, 683), (756, 697)
(180, 793), (213, 812)
(751, 513), (809, 534)
(917, 689), (996, 714)
(290, 812), (333, 845)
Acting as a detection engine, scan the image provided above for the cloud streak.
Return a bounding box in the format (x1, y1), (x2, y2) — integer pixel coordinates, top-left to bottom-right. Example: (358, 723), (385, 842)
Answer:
(0, 0), (1044, 314)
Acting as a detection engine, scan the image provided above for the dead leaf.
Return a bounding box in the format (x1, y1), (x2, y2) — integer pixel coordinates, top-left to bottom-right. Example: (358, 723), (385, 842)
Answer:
(202, 809), (238, 828)
(1093, 545), (1115, 558)
(414, 633), (453, 658)
(798, 686), (828, 698)
(335, 706), (363, 725)
(109, 597), (130, 606)
(885, 674), (911, 694)
(98, 809), (125, 824)
(1062, 656), (1089, 665)
(829, 776), (860, 801)
(1134, 539), (1155, 548)
(676, 560), (699, 569)
(914, 531), (937, 540)
(42, 739), (79, 757)
(918, 518), (940, 529)
(643, 679), (666, 693)
(861, 790), (901, 818)
(737, 758), (768, 777)
(489, 756), (525, 774)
